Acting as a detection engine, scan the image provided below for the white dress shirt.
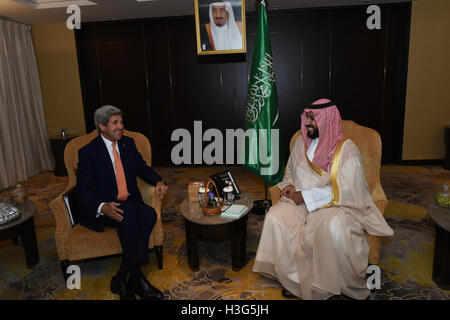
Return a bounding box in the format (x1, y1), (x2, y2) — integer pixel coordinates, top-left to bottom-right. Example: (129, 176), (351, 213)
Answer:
(101, 133), (121, 174)
(301, 138), (333, 212)
(96, 134), (123, 217)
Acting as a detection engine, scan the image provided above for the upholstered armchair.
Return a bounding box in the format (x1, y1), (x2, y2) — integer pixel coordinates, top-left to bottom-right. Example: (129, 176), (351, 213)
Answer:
(269, 120), (387, 265)
(49, 130), (164, 277)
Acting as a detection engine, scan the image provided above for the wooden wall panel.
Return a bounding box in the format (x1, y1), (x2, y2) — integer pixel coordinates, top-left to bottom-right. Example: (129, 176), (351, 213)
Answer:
(75, 4), (411, 165)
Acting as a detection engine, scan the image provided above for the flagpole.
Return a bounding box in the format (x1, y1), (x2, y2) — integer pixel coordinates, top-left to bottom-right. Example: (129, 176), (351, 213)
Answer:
(243, 0), (283, 215)
(252, 0), (271, 216)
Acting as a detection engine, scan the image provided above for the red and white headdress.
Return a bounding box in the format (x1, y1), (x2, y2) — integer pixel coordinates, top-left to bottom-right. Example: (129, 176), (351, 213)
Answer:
(300, 98), (344, 172)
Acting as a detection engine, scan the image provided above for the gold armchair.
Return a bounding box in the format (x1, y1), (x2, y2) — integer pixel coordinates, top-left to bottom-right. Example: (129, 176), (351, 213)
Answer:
(269, 120), (387, 265)
(49, 130), (164, 276)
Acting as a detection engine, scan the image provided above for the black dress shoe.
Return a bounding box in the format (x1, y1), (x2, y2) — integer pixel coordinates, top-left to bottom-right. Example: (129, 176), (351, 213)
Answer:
(282, 288), (299, 299)
(128, 275), (164, 300)
(111, 276), (135, 300)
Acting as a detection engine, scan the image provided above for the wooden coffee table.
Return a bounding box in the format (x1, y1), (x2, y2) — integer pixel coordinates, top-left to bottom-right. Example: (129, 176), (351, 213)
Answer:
(0, 200), (39, 268)
(180, 190), (253, 272)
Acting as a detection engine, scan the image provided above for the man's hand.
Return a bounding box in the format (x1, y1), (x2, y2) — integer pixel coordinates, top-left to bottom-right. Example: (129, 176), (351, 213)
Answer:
(282, 185), (304, 206)
(292, 191), (304, 206)
(101, 202), (124, 222)
(281, 185), (295, 198)
(155, 181), (168, 200)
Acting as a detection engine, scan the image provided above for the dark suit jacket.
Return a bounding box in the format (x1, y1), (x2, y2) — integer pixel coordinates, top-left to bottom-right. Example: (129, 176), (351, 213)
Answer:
(76, 134), (162, 232)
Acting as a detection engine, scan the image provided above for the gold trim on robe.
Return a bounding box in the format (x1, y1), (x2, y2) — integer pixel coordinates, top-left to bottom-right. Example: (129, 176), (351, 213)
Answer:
(314, 139), (347, 245)
(321, 139), (347, 209)
(305, 145), (327, 176)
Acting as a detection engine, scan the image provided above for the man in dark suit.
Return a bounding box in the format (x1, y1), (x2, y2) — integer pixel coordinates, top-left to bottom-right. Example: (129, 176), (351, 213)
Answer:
(76, 105), (168, 300)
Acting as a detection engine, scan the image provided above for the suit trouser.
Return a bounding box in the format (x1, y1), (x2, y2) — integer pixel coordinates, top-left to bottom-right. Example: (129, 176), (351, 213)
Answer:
(103, 199), (157, 270)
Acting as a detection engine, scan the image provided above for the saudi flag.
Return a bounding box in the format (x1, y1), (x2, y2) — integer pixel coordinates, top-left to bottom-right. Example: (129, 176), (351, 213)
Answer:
(242, 0), (284, 186)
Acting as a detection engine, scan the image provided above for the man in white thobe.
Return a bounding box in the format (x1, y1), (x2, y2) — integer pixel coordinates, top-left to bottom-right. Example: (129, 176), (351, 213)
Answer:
(252, 98), (394, 300)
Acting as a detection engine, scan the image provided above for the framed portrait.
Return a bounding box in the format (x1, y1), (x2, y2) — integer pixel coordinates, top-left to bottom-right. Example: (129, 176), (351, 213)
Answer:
(194, 0), (247, 55)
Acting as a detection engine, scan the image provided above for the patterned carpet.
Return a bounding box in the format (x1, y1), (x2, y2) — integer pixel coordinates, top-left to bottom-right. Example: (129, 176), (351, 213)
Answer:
(0, 165), (449, 300)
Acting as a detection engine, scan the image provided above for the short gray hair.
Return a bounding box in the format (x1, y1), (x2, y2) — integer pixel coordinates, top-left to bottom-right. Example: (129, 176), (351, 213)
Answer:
(94, 105), (123, 131)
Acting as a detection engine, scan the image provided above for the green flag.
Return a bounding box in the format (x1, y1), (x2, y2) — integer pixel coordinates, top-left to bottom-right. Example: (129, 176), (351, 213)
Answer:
(242, 0), (285, 186)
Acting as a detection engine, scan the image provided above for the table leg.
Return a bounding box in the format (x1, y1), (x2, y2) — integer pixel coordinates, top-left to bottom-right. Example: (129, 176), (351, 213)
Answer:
(231, 229), (239, 271)
(432, 224), (450, 289)
(12, 235), (20, 245)
(21, 217), (39, 268)
(239, 216), (248, 266)
(231, 217), (247, 271)
(185, 220), (199, 271)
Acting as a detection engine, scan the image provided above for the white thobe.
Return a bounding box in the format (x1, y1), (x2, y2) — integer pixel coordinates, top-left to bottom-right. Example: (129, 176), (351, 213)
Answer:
(301, 138), (333, 212)
(252, 135), (393, 300)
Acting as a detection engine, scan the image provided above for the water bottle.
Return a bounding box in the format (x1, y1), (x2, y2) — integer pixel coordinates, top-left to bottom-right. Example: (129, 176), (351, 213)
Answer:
(227, 180), (235, 203)
(198, 184), (205, 205)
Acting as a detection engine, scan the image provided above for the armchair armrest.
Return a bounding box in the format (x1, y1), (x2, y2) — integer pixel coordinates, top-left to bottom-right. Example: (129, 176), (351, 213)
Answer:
(49, 186), (75, 235)
(370, 183), (388, 215)
(137, 178), (164, 247)
(269, 185), (282, 206)
(367, 183), (387, 265)
(149, 186), (162, 218)
(137, 179), (162, 220)
(49, 186), (75, 260)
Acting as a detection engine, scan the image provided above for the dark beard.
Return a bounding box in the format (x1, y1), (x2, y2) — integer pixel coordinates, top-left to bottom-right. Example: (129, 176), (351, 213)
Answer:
(306, 127), (319, 139)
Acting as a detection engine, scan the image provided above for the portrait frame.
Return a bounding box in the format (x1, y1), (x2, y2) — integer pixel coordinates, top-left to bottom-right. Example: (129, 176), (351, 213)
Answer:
(194, 0), (247, 55)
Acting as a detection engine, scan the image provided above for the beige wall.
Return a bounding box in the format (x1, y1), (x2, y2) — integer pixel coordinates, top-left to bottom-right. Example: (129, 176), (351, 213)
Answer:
(31, 23), (86, 138)
(31, 1), (450, 159)
(402, 0), (450, 160)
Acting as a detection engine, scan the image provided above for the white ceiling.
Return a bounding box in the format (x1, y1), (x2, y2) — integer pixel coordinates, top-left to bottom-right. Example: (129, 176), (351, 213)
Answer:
(0, 0), (411, 25)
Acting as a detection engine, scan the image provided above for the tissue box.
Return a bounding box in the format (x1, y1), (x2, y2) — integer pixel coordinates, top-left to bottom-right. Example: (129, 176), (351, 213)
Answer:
(188, 180), (204, 202)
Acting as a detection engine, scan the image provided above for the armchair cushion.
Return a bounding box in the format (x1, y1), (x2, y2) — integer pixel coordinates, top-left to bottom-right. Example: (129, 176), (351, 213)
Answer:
(66, 225), (122, 261)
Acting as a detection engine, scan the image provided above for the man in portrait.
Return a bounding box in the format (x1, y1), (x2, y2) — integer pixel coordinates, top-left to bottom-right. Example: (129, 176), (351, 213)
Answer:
(200, 1), (243, 51)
